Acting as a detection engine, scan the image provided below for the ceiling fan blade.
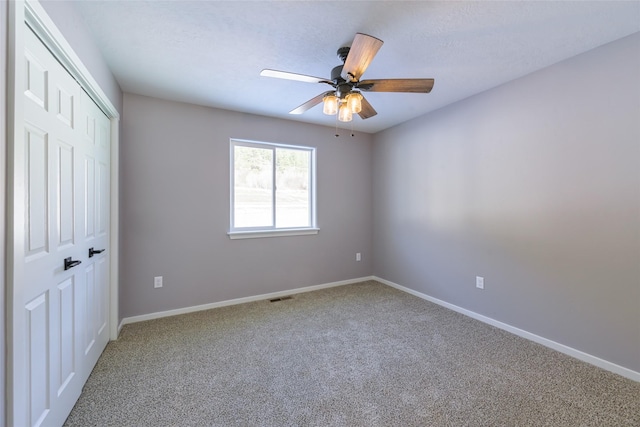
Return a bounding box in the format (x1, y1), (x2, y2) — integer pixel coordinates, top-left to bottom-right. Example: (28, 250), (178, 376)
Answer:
(289, 91), (334, 115)
(341, 33), (384, 82)
(260, 69), (332, 85)
(358, 95), (377, 120)
(358, 79), (435, 93)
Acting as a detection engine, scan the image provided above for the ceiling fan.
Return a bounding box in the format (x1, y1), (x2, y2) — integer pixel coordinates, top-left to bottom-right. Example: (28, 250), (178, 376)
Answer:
(260, 33), (434, 122)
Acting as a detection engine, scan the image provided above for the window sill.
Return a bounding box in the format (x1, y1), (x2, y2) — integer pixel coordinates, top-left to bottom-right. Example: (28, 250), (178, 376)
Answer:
(228, 228), (320, 240)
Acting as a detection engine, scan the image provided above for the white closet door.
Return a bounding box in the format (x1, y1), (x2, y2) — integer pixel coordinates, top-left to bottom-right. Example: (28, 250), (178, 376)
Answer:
(17, 27), (111, 427)
(78, 88), (111, 373)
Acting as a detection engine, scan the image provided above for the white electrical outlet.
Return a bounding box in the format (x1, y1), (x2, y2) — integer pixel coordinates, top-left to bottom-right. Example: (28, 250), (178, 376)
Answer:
(476, 276), (484, 289)
(356, 253), (362, 262)
(154, 276), (163, 288)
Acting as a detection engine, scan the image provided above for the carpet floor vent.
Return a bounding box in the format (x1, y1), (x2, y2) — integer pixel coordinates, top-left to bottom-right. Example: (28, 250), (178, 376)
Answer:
(269, 296), (293, 302)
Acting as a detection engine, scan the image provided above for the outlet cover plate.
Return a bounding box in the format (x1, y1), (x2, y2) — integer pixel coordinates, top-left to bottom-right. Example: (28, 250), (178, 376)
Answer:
(154, 276), (163, 288)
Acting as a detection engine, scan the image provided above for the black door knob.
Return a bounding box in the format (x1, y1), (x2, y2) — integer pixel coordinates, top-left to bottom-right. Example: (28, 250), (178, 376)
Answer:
(64, 257), (82, 270)
(88, 247), (105, 258)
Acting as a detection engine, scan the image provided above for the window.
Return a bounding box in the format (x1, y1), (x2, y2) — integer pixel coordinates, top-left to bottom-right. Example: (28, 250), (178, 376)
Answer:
(229, 139), (317, 239)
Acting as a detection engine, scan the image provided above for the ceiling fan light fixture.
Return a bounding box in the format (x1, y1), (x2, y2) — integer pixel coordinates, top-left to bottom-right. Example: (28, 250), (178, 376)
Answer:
(322, 94), (338, 115)
(346, 92), (362, 114)
(338, 102), (353, 122)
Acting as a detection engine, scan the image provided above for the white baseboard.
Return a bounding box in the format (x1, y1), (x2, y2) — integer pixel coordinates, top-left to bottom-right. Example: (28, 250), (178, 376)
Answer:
(120, 276), (375, 327)
(117, 274), (638, 382)
(374, 276), (639, 382)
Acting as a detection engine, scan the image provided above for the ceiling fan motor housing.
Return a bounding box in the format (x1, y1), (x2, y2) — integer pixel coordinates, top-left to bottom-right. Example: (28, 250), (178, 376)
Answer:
(337, 46), (350, 62)
(331, 65), (345, 83)
(331, 63), (355, 98)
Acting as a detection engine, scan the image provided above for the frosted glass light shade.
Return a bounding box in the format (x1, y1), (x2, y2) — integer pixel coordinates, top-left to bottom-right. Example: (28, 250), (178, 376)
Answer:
(338, 103), (353, 122)
(346, 92), (362, 114)
(322, 95), (338, 115)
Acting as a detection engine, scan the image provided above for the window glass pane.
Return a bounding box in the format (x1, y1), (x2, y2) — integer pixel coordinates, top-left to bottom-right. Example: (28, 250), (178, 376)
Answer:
(234, 145), (273, 227)
(275, 148), (310, 228)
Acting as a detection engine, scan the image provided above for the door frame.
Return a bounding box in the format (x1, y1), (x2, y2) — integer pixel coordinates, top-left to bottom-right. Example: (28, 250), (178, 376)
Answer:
(5, 1), (120, 424)
(1, 0), (8, 424)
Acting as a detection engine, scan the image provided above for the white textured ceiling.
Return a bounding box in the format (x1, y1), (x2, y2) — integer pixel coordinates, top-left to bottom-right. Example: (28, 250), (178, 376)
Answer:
(72, 0), (640, 133)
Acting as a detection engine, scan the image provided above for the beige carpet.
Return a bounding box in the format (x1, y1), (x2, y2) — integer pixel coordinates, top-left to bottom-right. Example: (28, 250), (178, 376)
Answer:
(64, 281), (639, 426)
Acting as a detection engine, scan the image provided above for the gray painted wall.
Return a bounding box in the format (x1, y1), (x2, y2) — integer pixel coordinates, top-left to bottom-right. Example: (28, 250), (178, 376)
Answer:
(372, 33), (640, 372)
(120, 93), (373, 318)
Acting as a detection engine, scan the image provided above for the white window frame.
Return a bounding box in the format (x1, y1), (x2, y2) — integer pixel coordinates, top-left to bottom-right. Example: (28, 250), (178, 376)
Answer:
(228, 139), (318, 239)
